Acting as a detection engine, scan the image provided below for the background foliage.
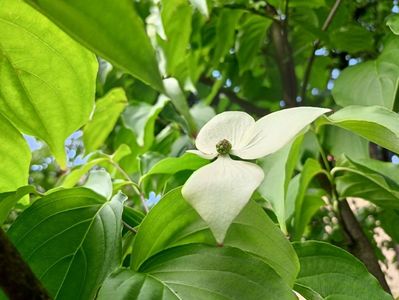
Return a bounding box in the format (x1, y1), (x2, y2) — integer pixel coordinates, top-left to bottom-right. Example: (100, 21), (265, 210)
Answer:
(1, 0), (399, 299)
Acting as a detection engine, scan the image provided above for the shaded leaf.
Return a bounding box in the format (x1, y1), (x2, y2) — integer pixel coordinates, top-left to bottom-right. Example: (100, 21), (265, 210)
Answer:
(294, 241), (391, 299)
(8, 188), (125, 299)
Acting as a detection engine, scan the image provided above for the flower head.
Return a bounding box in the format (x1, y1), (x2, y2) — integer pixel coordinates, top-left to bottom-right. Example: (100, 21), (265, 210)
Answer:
(182, 107), (330, 243)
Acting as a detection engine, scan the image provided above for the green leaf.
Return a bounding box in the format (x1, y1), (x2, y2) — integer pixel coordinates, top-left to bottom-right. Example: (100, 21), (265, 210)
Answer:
(7, 188), (125, 299)
(0, 0), (97, 168)
(0, 114), (31, 193)
(293, 159), (327, 240)
(160, 0), (192, 76)
(236, 14), (272, 74)
(212, 8), (244, 65)
(83, 170), (113, 200)
(294, 241), (391, 299)
(330, 25), (374, 53)
(83, 88), (127, 153)
(319, 105), (399, 154)
(323, 126), (369, 159)
(99, 244), (296, 300)
(0, 186), (36, 225)
(163, 78), (196, 132)
(379, 209), (399, 243)
(387, 14), (399, 35)
(140, 153), (208, 183)
(122, 206), (145, 229)
(122, 97), (169, 150)
(25, 0), (163, 91)
(333, 156), (399, 209)
(332, 38), (399, 109)
(189, 0), (209, 18)
(131, 188), (299, 286)
(258, 134), (304, 232)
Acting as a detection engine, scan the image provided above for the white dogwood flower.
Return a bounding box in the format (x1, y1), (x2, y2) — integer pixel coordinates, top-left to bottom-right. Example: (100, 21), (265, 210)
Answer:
(182, 107), (330, 244)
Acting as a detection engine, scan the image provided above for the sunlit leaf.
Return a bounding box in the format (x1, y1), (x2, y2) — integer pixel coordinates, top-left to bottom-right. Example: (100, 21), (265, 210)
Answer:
(0, 0), (97, 168)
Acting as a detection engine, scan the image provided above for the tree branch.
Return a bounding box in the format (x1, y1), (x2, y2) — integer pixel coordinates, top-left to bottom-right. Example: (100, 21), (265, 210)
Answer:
(267, 4), (298, 107)
(338, 199), (392, 294)
(0, 228), (51, 299)
(300, 0), (343, 102)
(200, 77), (270, 117)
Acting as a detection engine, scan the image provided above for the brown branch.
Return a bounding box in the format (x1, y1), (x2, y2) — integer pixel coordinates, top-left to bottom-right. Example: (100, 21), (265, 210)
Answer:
(338, 199), (392, 294)
(300, 0), (343, 103)
(200, 77), (270, 117)
(268, 5), (298, 107)
(0, 228), (51, 299)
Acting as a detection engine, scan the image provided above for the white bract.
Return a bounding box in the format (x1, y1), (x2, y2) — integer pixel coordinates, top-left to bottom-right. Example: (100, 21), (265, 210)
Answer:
(182, 107), (330, 244)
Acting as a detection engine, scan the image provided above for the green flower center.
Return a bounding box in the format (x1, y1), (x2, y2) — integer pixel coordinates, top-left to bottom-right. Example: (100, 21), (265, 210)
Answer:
(216, 139), (232, 155)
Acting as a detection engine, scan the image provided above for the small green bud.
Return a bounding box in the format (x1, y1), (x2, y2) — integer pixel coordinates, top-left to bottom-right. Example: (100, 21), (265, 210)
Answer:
(216, 139), (232, 155)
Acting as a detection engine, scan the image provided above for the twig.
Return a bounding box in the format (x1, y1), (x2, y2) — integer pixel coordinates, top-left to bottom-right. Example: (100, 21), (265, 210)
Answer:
(0, 229), (51, 300)
(122, 221), (138, 233)
(300, 0), (343, 102)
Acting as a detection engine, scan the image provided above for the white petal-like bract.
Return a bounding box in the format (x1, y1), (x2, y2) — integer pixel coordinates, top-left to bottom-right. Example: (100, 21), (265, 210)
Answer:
(236, 107), (330, 159)
(195, 111), (255, 155)
(182, 155), (264, 243)
(186, 150), (217, 160)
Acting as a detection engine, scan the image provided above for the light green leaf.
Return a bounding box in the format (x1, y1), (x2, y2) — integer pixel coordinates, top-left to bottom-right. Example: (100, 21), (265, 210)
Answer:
(100, 245), (296, 300)
(0, 0), (97, 168)
(161, 0), (192, 76)
(387, 14), (399, 35)
(293, 159), (327, 239)
(294, 241), (391, 299)
(25, 0), (163, 90)
(140, 153), (208, 183)
(83, 170), (113, 200)
(0, 114), (31, 193)
(323, 126), (369, 160)
(319, 105), (399, 154)
(84, 88), (127, 153)
(190, 103), (216, 128)
(0, 186), (36, 225)
(332, 38), (399, 109)
(7, 188), (125, 299)
(333, 156), (399, 209)
(236, 14), (272, 74)
(189, 0), (209, 17)
(131, 188), (299, 286)
(163, 78), (196, 132)
(122, 97), (169, 150)
(258, 134), (304, 232)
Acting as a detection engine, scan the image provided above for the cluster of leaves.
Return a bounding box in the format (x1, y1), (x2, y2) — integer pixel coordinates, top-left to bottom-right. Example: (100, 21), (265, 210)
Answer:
(1, 0), (399, 299)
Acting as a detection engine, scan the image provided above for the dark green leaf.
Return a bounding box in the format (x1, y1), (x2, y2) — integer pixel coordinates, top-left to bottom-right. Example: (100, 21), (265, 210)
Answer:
(294, 241), (391, 299)
(8, 188), (125, 299)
